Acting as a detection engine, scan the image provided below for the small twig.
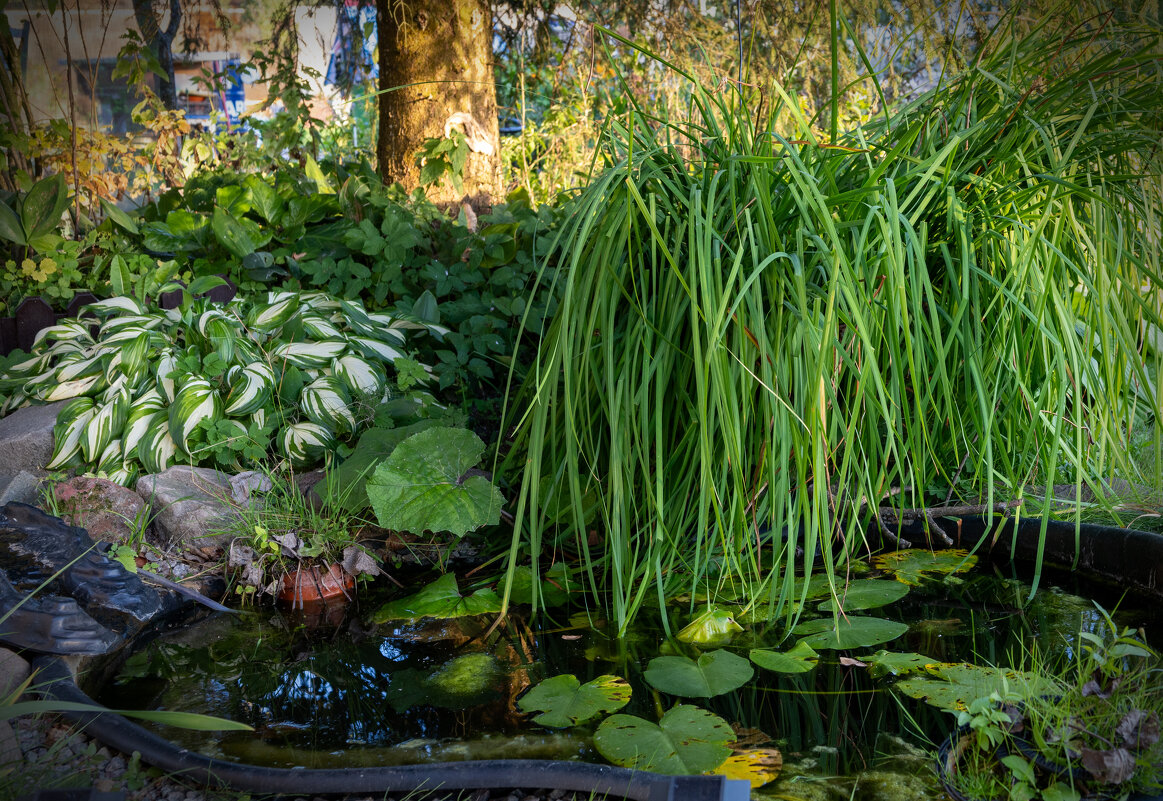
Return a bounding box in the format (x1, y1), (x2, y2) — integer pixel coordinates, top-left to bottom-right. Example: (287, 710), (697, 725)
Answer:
(876, 499), (1023, 548)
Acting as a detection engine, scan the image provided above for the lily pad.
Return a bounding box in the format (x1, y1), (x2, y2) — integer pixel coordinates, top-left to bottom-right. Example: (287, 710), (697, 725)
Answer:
(817, 579), (909, 612)
(707, 748), (783, 788)
(873, 549), (977, 585)
(517, 674), (631, 728)
(644, 650), (754, 698)
(855, 650), (934, 678)
(749, 640), (820, 674)
(676, 606), (744, 646)
(366, 427), (504, 537)
(594, 704), (735, 775)
(792, 616), (909, 650)
(893, 662), (1056, 711)
(372, 573), (502, 623)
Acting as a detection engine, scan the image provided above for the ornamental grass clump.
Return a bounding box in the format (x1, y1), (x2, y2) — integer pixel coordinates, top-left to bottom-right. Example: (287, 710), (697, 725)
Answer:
(503, 11), (1163, 631)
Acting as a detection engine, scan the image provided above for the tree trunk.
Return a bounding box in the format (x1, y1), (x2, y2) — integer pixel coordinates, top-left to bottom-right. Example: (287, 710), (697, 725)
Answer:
(376, 0), (501, 210)
(132, 0), (182, 110)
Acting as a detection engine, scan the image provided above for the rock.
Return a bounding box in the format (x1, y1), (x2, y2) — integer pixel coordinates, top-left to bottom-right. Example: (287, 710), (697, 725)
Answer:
(0, 720), (20, 772)
(0, 470), (41, 506)
(52, 476), (149, 545)
(0, 647), (30, 699)
(0, 402), (64, 476)
(136, 467), (240, 551)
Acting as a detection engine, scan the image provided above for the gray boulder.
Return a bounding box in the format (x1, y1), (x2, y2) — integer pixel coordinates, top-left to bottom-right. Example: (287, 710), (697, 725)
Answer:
(0, 402), (65, 476)
(136, 467), (242, 551)
(0, 471), (42, 506)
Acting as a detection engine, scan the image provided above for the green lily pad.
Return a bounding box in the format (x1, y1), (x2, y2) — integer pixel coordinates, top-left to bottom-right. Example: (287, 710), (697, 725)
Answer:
(817, 579), (909, 612)
(873, 549), (977, 586)
(893, 662), (1057, 711)
(676, 605), (744, 646)
(792, 616), (909, 650)
(517, 674), (631, 728)
(644, 650), (754, 698)
(593, 704), (735, 774)
(749, 640), (820, 674)
(854, 650), (934, 678)
(372, 573), (502, 623)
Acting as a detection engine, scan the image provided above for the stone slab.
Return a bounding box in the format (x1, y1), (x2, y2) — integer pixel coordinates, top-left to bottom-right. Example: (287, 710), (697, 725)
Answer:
(135, 466), (240, 551)
(0, 402), (65, 476)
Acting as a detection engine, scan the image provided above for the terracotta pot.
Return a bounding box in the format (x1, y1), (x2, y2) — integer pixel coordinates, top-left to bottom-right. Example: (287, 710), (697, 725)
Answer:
(277, 564), (355, 607)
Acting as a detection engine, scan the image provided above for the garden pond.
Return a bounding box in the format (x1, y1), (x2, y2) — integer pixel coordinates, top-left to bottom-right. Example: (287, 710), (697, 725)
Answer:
(93, 552), (1163, 800)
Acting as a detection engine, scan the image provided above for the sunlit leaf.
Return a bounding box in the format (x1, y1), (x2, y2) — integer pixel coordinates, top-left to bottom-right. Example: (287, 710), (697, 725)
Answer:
(855, 650), (934, 678)
(873, 549), (977, 585)
(676, 605), (744, 646)
(371, 573), (501, 622)
(518, 674), (631, 728)
(817, 579), (909, 612)
(706, 748), (783, 788)
(893, 662), (1056, 711)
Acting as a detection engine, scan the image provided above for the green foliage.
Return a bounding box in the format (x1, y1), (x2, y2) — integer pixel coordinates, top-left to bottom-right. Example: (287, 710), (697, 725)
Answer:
(643, 650), (754, 699)
(749, 641), (821, 675)
(816, 579), (910, 612)
(415, 130), (470, 193)
(791, 617), (909, 651)
(517, 674), (632, 728)
(873, 550), (978, 586)
(371, 573), (502, 623)
(593, 704), (735, 775)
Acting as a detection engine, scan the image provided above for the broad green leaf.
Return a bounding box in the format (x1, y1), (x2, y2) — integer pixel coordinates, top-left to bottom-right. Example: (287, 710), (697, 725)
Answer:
(644, 650), (753, 698)
(707, 748), (783, 788)
(505, 562), (579, 608)
(244, 174), (284, 221)
(304, 154), (334, 193)
(366, 427), (503, 537)
(211, 206), (256, 259)
(873, 549), (977, 586)
(817, 579), (909, 612)
(0, 199), (23, 244)
(21, 173), (69, 239)
(99, 197), (139, 234)
(518, 674), (631, 728)
(330, 421), (447, 512)
(371, 573), (501, 623)
(749, 640), (820, 674)
(594, 705), (735, 775)
(893, 662), (1056, 711)
(676, 605), (744, 646)
(854, 650), (934, 678)
(792, 616), (908, 650)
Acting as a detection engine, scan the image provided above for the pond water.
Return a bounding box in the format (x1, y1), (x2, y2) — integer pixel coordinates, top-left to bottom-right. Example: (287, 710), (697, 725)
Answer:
(95, 558), (1163, 800)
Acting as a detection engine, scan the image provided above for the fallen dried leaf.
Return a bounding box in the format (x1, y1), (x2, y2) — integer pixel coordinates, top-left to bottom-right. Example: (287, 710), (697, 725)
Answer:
(1080, 746), (1136, 784)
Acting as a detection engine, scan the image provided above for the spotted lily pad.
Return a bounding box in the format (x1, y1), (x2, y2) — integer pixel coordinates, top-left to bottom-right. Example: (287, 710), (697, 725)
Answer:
(707, 748), (783, 787)
(749, 640), (820, 674)
(517, 674), (631, 728)
(873, 549), (977, 585)
(676, 606), (744, 646)
(893, 662), (1056, 711)
(855, 650), (934, 678)
(372, 573), (502, 623)
(792, 616), (909, 650)
(644, 650), (754, 698)
(817, 579), (909, 612)
(594, 704), (735, 774)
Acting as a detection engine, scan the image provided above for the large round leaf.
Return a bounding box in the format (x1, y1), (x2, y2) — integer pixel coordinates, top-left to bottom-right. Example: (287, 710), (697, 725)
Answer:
(749, 640), (820, 674)
(855, 650), (934, 678)
(893, 663), (1056, 711)
(817, 579), (909, 612)
(371, 573), (501, 623)
(792, 616), (909, 650)
(517, 674), (631, 728)
(873, 549), (977, 585)
(644, 650), (754, 698)
(594, 705), (735, 775)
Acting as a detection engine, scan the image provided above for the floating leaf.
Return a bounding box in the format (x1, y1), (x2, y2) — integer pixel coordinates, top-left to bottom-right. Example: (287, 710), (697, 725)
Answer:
(644, 650), (754, 698)
(792, 616), (909, 650)
(855, 650), (934, 678)
(372, 573), (501, 623)
(505, 562), (579, 608)
(817, 579), (909, 612)
(893, 662), (1056, 711)
(873, 549), (977, 585)
(594, 704), (735, 775)
(676, 605), (744, 646)
(518, 674), (631, 728)
(749, 640), (820, 674)
(367, 428), (504, 537)
(707, 748), (783, 788)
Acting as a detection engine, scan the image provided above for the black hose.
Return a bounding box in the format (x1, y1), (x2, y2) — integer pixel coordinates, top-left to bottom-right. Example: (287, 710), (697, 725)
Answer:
(31, 656), (747, 801)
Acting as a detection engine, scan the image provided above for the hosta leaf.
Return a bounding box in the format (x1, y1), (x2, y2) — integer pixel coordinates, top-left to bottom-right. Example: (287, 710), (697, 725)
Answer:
(366, 428), (503, 537)
(644, 650), (753, 698)
(517, 674), (631, 728)
(593, 705), (735, 775)
(675, 605), (744, 646)
(817, 579), (909, 612)
(792, 616), (908, 650)
(371, 573), (501, 623)
(749, 640), (820, 674)
(873, 549), (977, 586)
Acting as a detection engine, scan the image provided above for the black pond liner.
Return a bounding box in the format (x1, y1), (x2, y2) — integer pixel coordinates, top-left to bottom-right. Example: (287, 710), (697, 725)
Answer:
(30, 655), (748, 800)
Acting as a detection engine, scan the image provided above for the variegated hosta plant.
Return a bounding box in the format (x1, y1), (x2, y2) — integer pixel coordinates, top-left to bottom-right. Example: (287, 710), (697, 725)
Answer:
(0, 291), (447, 486)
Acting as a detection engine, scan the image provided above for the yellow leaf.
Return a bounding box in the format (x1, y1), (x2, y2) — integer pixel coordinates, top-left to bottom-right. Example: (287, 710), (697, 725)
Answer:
(706, 747), (783, 788)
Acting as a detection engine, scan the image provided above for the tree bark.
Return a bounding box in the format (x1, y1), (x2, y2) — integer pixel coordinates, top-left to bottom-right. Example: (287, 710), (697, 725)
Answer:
(132, 0), (182, 110)
(376, 0), (501, 209)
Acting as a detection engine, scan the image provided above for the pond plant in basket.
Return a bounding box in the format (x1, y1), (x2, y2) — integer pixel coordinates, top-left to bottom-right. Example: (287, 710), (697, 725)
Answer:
(936, 607), (1163, 801)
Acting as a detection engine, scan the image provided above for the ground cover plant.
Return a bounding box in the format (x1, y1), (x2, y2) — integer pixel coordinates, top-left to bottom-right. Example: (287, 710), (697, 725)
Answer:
(501, 11), (1163, 633)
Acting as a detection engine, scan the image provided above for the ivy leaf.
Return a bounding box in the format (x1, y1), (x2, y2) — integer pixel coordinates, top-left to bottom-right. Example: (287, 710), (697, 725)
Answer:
(594, 705), (735, 775)
(366, 428), (503, 537)
(371, 573), (501, 623)
(517, 674), (632, 728)
(644, 650), (754, 698)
